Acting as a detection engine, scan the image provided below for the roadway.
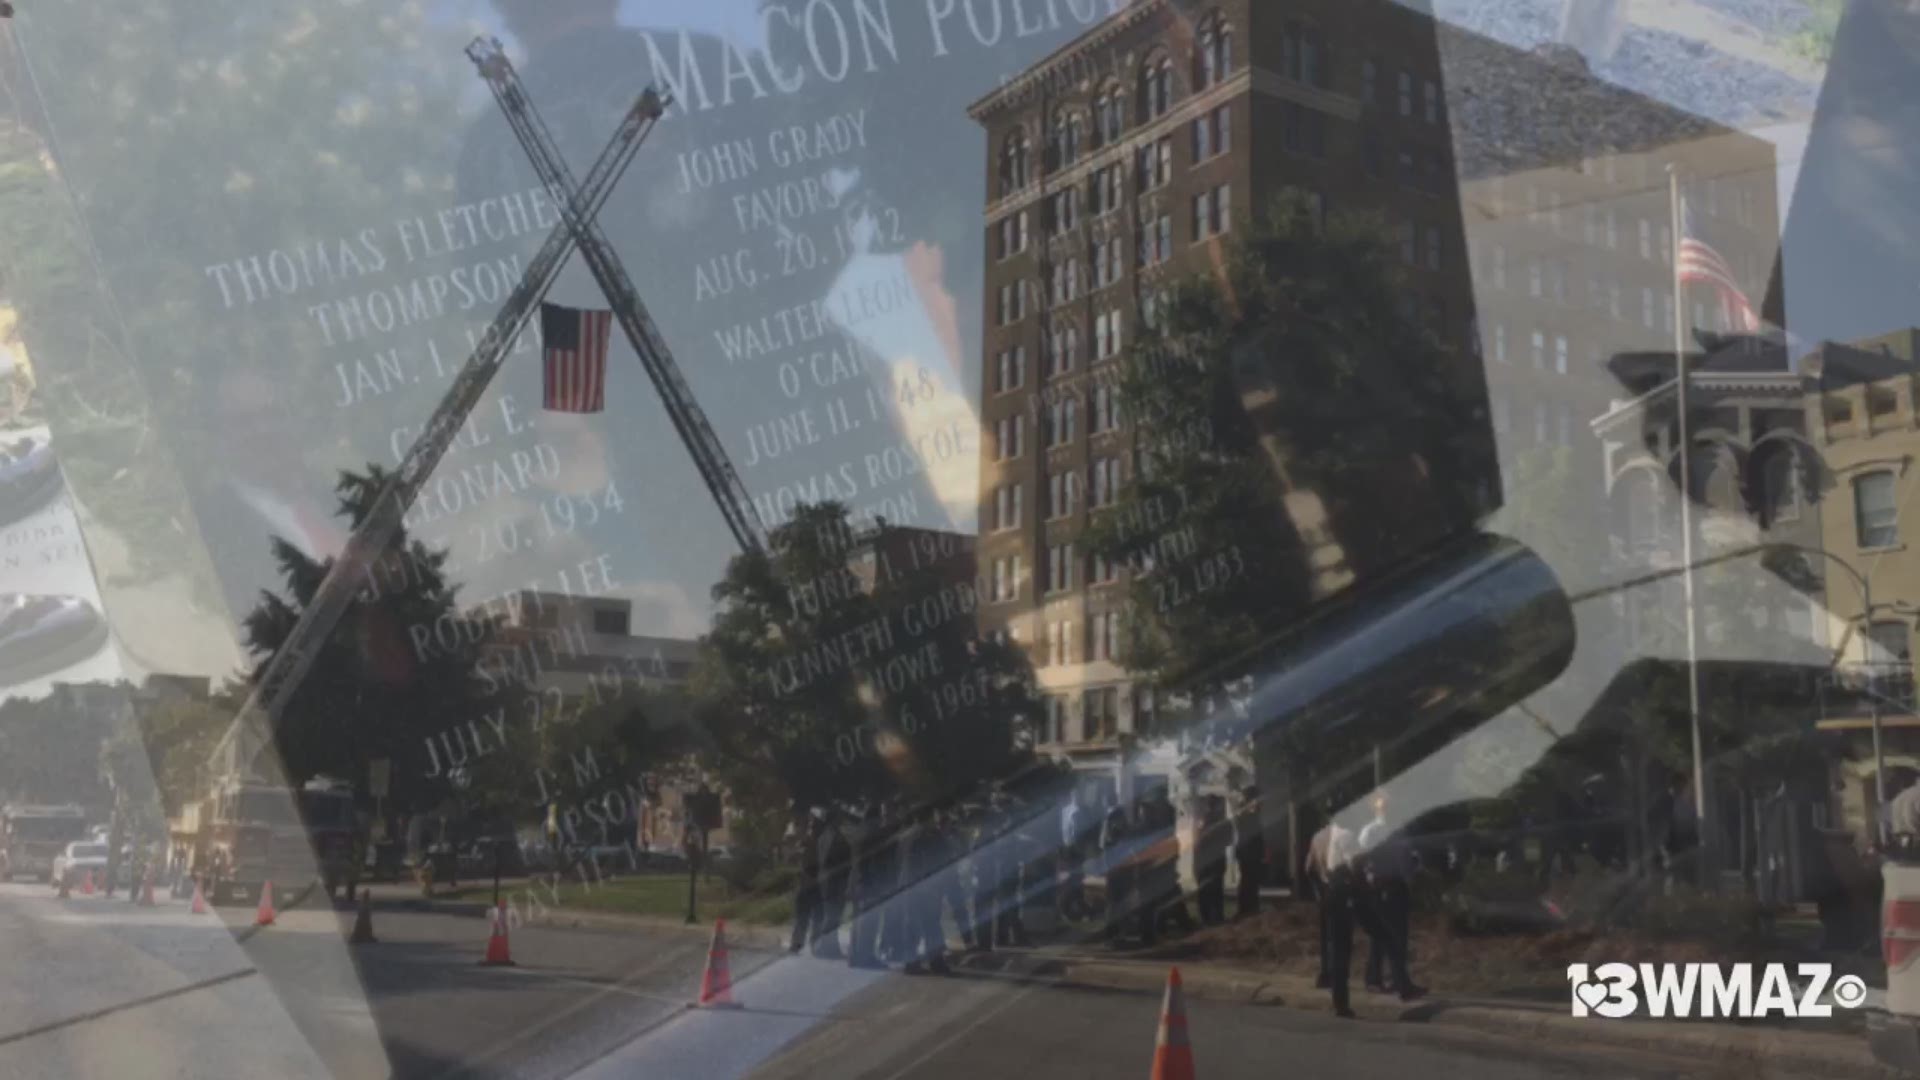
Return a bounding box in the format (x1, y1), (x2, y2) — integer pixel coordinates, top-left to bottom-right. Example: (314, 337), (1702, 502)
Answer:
(0, 880), (1857, 1078)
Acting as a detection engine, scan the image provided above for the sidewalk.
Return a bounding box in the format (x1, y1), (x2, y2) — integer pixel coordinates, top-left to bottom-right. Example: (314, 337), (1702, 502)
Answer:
(953, 946), (1903, 1079)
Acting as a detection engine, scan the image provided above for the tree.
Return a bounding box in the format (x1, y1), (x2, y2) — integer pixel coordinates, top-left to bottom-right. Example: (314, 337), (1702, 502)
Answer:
(1087, 189), (1485, 708)
(691, 503), (1038, 815)
(240, 464), (498, 818)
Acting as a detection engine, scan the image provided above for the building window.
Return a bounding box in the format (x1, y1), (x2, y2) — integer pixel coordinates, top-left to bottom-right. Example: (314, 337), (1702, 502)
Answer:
(1856, 471), (1900, 549)
(1362, 59), (1377, 104)
(1047, 620), (1076, 667)
(1192, 104), (1230, 163)
(1091, 456), (1121, 507)
(1048, 470), (1081, 519)
(1400, 221), (1417, 266)
(1141, 54), (1173, 121)
(1093, 383), (1122, 431)
(1554, 335), (1568, 374)
(1136, 136), (1173, 191)
(1642, 287), (1655, 329)
(1530, 330), (1545, 370)
(1000, 130), (1030, 196)
(1868, 622), (1913, 703)
(1493, 322), (1507, 364)
(1046, 396), (1078, 446)
(1139, 214), (1174, 268)
(1092, 552), (1119, 585)
(1492, 245), (1506, 289)
(995, 416), (1024, 461)
(1050, 188), (1078, 236)
(1283, 103), (1326, 159)
(997, 282), (1027, 325)
(1425, 225), (1442, 271)
(1096, 85), (1125, 145)
(1047, 543), (1076, 594)
(1397, 70), (1412, 116)
(1423, 78), (1440, 123)
(1194, 183), (1231, 241)
(996, 213), (1028, 260)
(1639, 218), (1653, 259)
(1528, 260), (1542, 298)
(1095, 310), (1122, 359)
(1046, 695), (1070, 742)
(993, 482), (1022, 530)
(1196, 17), (1232, 89)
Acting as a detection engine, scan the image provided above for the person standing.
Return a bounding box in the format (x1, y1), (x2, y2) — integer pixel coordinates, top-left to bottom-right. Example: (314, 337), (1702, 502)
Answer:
(1232, 786), (1266, 919)
(812, 808), (851, 959)
(965, 804), (997, 953)
(1320, 813), (1362, 1018)
(993, 795), (1033, 947)
(1359, 791), (1424, 999)
(1194, 794), (1230, 926)
(1058, 793), (1090, 922)
(897, 806), (953, 975)
(789, 809), (823, 955)
(1100, 798), (1136, 946)
(847, 803), (887, 969)
(1303, 811), (1334, 989)
(933, 809), (976, 952)
(1140, 787), (1195, 940)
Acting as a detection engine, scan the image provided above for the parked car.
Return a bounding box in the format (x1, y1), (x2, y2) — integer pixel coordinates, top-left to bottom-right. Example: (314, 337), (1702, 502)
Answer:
(52, 841), (109, 890)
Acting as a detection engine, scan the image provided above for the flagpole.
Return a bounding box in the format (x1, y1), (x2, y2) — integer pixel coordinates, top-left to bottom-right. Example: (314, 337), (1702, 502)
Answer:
(1669, 166), (1710, 886)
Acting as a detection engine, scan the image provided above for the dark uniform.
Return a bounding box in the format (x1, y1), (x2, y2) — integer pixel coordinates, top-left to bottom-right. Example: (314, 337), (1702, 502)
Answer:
(1232, 787), (1266, 919)
(789, 813), (823, 954)
(813, 811), (851, 959)
(895, 811), (952, 974)
(992, 800), (1032, 947)
(1099, 803), (1136, 944)
(965, 807), (996, 952)
(1194, 795), (1230, 926)
(847, 806), (888, 968)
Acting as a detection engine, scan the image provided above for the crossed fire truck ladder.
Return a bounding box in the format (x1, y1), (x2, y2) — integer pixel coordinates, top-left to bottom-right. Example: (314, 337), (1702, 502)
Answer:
(213, 39), (764, 776)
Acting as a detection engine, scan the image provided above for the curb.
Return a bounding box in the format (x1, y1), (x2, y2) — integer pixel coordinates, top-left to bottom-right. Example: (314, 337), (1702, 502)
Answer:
(979, 953), (1902, 1079)
(372, 886), (793, 953)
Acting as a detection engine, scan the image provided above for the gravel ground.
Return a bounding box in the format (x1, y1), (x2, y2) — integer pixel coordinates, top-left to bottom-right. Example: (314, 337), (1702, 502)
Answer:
(1429, 0), (1819, 128)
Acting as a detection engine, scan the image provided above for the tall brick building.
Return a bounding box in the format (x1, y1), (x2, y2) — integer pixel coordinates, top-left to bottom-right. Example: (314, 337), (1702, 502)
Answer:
(968, 0), (1781, 778)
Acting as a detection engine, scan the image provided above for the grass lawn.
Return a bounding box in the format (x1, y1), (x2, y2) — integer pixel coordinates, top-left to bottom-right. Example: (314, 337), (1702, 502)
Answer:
(444, 871), (792, 926)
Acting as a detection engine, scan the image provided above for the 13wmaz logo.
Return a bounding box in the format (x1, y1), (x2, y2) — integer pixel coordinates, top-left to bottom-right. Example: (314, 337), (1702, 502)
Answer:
(1567, 963), (1868, 1018)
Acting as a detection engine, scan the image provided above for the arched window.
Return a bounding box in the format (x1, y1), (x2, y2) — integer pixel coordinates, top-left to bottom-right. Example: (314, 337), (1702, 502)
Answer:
(1197, 16), (1233, 90)
(1140, 54), (1173, 121)
(1095, 84), (1125, 145)
(1053, 109), (1084, 168)
(1001, 130), (1030, 196)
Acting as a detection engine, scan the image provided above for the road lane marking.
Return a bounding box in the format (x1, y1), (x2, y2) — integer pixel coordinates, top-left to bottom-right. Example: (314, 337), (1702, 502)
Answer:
(0, 967), (257, 1048)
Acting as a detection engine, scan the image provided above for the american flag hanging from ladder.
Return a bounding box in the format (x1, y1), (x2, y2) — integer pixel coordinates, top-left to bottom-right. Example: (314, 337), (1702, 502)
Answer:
(1677, 195), (1760, 332)
(541, 302), (612, 413)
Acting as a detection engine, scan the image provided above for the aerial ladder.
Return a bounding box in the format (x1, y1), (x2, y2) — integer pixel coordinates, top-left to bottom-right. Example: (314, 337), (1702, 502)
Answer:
(465, 37), (766, 557)
(211, 51), (689, 775)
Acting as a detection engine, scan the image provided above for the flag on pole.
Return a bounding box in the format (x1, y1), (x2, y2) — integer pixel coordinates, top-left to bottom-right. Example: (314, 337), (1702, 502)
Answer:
(1677, 196), (1760, 332)
(541, 302), (611, 413)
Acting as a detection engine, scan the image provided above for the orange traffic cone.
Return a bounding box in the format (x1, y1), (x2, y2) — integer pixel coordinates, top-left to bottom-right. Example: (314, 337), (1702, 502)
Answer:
(479, 900), (515, 966)
(254, 880), (277, 927)
(694, 918), (742, 1009)
(190, 880), (209, 914)
(80, 869), (95, 896)
(1150, 967), (1195, 1080)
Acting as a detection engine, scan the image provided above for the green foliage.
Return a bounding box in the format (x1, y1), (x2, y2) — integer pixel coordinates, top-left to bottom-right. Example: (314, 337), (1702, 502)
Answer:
(1787, 0), (1845, 62)
(691, 503), (1037, 814)
(241, 464), (498, 817)
(1086, 188), (1485, 718)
